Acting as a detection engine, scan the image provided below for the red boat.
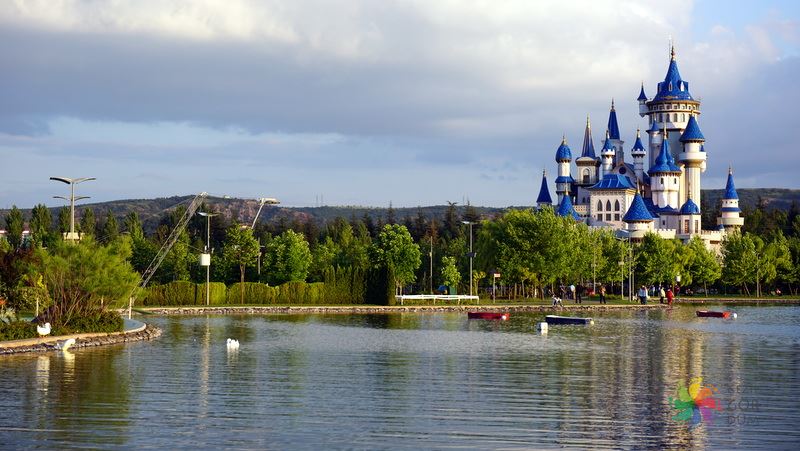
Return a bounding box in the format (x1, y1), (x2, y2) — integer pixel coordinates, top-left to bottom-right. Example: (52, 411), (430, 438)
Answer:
(467, 312), (510, 321)
(696, 310), (733, 319)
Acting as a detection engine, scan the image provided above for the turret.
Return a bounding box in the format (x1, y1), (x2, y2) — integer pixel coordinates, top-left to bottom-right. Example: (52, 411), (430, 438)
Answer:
(678, 115), (707, 206)
(554, 136), (574, 204)
(536, 169), (553, 208)
(717, 167), (745, 230)
(631, 128), (646, 185)
(575, 116), (599, 186)
(556, 193), (581, 221)
(678, 198), (701, 236)
(623, 192), (656, 237)
(600, 130), (615, 177)
(648, 127), (681, 209)
(637, 82), (648, 117)
(607, 100), (625, 166)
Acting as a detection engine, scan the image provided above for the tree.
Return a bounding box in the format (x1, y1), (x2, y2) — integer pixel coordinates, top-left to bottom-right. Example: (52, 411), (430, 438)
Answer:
(634, 234), (677, 286)
(35, 237), (139, 326)
(124, 211), (144, 240)
(57, 207), (70, 235)
(262, 229), (312, 285)
(29, 204), (52, 248)
(685, 236), (721, 293)
(223, 224), (261, 303)
(440, 256), (461, 289)
(4, 206), (24, 250)
(722, 232), (757, 294)
(371, 224), (421, 293)
(99, 210), (119, 244)
(80, 208), (96, 237)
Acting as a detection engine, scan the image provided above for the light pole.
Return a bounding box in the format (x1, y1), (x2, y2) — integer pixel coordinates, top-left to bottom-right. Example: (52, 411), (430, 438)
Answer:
(50, 176), (95, 241)
(462, 221), (475, 297)
(198, 211), (218, 306)
(429, 235), (434, 294)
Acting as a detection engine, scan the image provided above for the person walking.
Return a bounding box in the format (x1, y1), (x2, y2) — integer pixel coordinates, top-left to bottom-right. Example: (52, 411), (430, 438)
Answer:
(666, 288), (674, 307)
(659, 286), (666, 304)
(637, 285), (649, 305)
(599, 285), (606, 304)
(576, 285), (583, 304)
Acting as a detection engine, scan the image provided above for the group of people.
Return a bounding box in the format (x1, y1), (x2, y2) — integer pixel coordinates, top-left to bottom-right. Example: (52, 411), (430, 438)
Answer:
(552, 283), (608, 305)
(637, 285), (675, 306)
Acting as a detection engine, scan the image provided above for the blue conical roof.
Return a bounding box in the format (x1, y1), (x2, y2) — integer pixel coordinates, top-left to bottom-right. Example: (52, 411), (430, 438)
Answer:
(647, 120), (660, 134)
(579, 117), (596, 159)
(623, 193), (656, 222)
(556, 195), (581, 220)
(631, 129), (646, 155)
(680, 116), (705, 142)
(601, 130), (615, 155)
(724, 168), (739, 200)
(637, 83), (647, 101)
(607, 100), (620, 140)
(555, 136), (572, 162)
(648, 132), (681, 174)
(652, 47), (694, 102)
(679, 198), (701, 215)
(536, 170), (553, 204)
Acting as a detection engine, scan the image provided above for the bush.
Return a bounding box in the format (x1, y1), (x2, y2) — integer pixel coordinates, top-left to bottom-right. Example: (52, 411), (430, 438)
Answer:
(56, 311), (124, 335)
(0, 321), (37, 341)
(143, 281), (197, 306)
(226, 282), (278, 304)
(197, 282), (227, 305)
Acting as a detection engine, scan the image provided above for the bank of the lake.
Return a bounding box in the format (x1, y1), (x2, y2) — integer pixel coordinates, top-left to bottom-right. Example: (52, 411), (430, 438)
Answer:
(0, 320), (162, 355)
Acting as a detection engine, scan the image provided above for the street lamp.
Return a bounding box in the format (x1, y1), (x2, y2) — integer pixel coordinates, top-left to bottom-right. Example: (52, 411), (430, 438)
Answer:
(616, 230), (634, 302)
(50, 176), (95, 241)
(251, 197), (280, 228)
(198, 211), (218, 306)
(462, 221), (475, 297)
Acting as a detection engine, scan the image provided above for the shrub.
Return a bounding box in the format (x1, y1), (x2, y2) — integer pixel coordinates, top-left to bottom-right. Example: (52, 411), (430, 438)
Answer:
(143, 281), (196, 306)
(279, 281), (307, 304)
(0, 321), (37, 340)
(226, 282), (278, 304)
(56, 310), (124, 335)
(197, 282), (227, 305)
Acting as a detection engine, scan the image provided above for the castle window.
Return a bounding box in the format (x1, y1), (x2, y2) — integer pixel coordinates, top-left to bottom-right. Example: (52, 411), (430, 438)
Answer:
(658, 113), (663, 122)
(660, 177), (664, 185)
(674, 178), (678, 184)
(597, 214), (602, 221)
(695, 220), (699, 230)
(614, 214), (620, 221)
(614, 200), (620, 211)
(681, 113), (685, 121)
(606, 214), (612, 221)
(582, 169), (590, 184)
(606, 200), (612, 211)
(597, 200), (603, 212)
(684, 220), (690, 234)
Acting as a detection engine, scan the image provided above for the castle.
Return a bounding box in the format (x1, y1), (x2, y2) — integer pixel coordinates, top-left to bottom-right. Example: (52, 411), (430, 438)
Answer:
(536, 47), (744, 248)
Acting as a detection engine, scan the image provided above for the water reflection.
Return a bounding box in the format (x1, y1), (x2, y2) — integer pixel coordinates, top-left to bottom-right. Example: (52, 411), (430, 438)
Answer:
(0, 306), (798, 449)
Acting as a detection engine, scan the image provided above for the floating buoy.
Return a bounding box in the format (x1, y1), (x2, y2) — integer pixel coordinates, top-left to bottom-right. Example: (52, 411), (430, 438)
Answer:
(537, 322), (548, 334)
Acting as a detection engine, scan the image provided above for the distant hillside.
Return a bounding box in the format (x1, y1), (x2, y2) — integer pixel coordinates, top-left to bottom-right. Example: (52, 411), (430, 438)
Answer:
(2, 189), (798, 233)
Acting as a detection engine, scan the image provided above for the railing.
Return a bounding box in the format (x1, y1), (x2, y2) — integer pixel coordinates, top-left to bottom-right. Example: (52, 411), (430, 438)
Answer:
(395, 295), (480, 305)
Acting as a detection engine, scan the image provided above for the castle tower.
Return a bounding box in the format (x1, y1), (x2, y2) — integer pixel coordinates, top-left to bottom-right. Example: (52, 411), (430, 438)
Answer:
(600, 131), (615, 177)
(556, 193), (581, 221)
(678, 198), (701, 236)
(717, 167), (745, 230)
(631, 128), (647, 186)
(623, 192), (656, 238)
(678, 115), (707, 207)
(643, 46), (701, 169)
(554, 136), (574, 204)
(575, 116), (599, 186)
(648, 127), (681, 209)
(607, 100), (625, 166)
(536, 169), (553, 208)
(637, 82), (648, 116)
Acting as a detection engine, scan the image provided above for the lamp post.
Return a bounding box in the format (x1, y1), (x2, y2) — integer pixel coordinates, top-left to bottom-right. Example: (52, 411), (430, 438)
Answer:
(462, 221), (475, 297)
(198, 211), (218, 306)
(429, 235), (434, 294)
(50, 176), (95, 241)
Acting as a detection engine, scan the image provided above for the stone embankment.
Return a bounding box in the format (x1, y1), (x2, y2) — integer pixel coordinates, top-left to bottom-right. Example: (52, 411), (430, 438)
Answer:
(0, 323), (162, 355)
(144, 304), (668, 315)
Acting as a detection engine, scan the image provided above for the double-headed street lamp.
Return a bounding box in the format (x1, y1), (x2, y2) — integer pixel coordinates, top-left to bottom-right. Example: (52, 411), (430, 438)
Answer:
(198, 211), (218, 305)
(462, 221), (476, 297)
(50, 176), (96, 241)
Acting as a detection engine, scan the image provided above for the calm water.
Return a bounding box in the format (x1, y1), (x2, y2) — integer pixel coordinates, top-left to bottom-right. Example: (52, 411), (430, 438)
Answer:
(1, 306), (799, 450)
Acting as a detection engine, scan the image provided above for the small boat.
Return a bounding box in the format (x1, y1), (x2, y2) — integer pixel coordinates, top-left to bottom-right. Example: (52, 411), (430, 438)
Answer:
(467, 312), (510, 321)
(696, 310), (734, 319)
(545, 315), (594, 325)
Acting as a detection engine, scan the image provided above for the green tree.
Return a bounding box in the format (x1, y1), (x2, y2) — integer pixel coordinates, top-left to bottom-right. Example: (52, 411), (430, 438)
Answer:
(440, 256), (461, 289)
(80, 208), (96, 237)
(263, 229), (312, 286)
(223, 224), (261, 303)
(57, 206), (70, 235)
(124, 211), (144, 240)
(310, 236), (338, 281)
(4, 206), (24, 250)
(371, 224), (421, 293)
(29, 204), (52, 248)
(35, 237), (139, 326)
(99, 210), (119, 244)
(685, 236), (721, 293)
(722, 232), (757, 294)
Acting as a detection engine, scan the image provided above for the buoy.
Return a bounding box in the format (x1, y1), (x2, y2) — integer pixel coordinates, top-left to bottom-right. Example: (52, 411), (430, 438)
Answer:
(36, 322), (51, 337)
(537, 322), (548, 334)
(56, 338), (76, 352)
(732, 313), (737, 319)
(226, 338), (240, 350)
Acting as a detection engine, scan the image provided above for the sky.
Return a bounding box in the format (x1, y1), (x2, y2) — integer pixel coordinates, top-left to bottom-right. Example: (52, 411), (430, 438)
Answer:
(1, 0), (798, 209)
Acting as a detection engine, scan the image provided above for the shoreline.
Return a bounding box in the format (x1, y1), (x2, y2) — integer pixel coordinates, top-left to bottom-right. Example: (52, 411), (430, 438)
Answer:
(0, 323), (162, 356)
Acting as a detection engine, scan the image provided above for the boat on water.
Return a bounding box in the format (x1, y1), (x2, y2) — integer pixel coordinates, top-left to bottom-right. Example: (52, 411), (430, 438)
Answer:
(545, 315), (594, 325)
(467, 312), (510, 321)
(696, 310), (735, 319)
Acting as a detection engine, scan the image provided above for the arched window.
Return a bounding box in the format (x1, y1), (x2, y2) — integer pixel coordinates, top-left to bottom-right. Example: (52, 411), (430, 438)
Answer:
(658, 113), (663, 122)
(597, 200), (603, 212)
(674, 178), (678, 184)
(606, 200), (612, 211)
(661, 177), (664, 185)
(680, 113), (685, 121)
(614, 200), (620, 211)
(582, 169), (590, 184)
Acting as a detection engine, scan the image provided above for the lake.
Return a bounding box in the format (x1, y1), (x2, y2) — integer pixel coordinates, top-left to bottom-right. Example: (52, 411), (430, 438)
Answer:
(1, 306), (799, 449)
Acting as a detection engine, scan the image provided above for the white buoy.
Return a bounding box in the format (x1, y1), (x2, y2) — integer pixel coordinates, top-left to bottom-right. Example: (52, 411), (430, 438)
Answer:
(56, 338), (76, 352)
(537, 322), (548, 334)
(732, 313), (737, 319)
(36, 322), (51, 337)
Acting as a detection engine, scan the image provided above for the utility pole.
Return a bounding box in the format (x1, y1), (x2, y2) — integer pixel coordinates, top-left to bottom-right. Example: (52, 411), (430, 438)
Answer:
(462, 221), (475, 296)
(198, 211), (218, 306)
(429, 235), (434, 294)
(50, 176), (95, 241)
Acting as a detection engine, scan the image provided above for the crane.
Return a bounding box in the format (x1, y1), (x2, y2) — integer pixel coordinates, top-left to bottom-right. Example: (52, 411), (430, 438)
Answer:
(127, 192), (208, 318)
